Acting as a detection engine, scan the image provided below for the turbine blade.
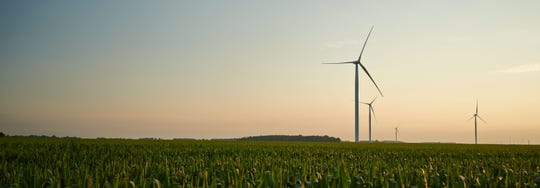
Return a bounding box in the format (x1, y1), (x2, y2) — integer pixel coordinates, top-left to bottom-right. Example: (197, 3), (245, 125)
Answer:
(468, 116), (474, 121)
(322, 61), (356, 64)
(360, 102), (370, 105)
(370, 97), (377, 104)
(478, 115), (487, 124)
(359, 63), (384, 97)
(358, 25), (375, 62)
(370, 106), (377, 121)
(476, 100), (478, 114)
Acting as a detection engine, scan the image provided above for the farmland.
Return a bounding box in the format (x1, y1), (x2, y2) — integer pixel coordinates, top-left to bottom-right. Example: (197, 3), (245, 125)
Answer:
(1, 138), (540, 187)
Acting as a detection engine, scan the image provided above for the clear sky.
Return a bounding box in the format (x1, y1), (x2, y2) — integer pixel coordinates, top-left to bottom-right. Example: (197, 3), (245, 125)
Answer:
(1, 1), (539, 144)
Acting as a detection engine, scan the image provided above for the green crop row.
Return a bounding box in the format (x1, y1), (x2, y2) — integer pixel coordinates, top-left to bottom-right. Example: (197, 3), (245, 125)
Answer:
(1, 138), (540, 187)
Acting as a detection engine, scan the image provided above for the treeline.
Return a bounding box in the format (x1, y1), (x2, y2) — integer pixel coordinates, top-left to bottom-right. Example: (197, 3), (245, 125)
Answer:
(0, 132), (341, 142)
(0, 132), (79, 139)
(239, 135), (340, 142)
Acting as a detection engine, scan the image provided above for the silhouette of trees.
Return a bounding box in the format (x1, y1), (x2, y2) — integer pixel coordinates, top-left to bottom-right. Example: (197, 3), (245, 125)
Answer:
(239, 135), (340, 142)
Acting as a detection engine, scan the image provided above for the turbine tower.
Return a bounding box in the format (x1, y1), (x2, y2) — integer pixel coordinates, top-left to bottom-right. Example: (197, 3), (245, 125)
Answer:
(394, 127), (399, 142)
(469, 100), (486, 144)
(361, 97), (377, 142)
(323, 25), (384, 143)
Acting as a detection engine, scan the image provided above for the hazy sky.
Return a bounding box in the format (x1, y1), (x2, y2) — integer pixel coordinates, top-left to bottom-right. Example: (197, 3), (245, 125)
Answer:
(1, 1), (539, 144)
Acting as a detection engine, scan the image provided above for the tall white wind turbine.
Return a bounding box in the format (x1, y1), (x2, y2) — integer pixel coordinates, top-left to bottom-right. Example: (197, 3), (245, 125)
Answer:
(324, 25), (384, 143)
(361, 97), (377, 142)
(469, 100), (487, 144)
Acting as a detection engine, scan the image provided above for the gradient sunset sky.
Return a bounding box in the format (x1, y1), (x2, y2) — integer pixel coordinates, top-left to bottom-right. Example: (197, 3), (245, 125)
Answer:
(1, 1), (539, 144)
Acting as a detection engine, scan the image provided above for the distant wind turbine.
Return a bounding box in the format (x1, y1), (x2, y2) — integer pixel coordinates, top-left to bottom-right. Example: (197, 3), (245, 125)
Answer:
(361, 97), (377, 142)
(469, 100), (487, 144)
(395, 127), (399, 142)
(323, 25), (384, 143)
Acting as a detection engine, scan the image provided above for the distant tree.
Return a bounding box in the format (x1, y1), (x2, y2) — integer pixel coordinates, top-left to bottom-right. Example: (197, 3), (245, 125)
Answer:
(0, 132), (5, 137)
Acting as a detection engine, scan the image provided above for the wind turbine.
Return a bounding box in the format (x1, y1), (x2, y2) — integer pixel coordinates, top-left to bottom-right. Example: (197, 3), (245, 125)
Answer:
(361, 97), (377, 142)
(469, 100), (487, 144)
(394, 127), (399, 142)
(323, 25), (384, 143)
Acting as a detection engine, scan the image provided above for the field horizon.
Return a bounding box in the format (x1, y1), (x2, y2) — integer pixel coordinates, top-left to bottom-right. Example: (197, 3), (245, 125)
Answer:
(2, 132), (539, 146)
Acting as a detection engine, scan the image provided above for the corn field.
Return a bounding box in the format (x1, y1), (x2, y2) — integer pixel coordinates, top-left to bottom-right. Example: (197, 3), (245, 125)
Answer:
(1, 138), (540, 187)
